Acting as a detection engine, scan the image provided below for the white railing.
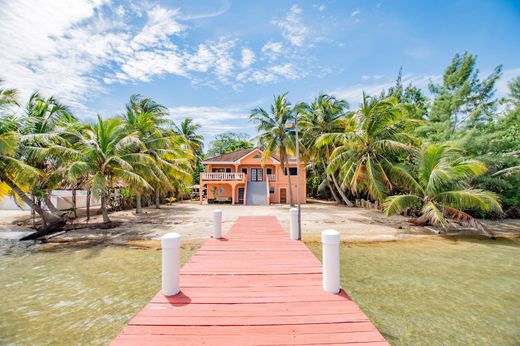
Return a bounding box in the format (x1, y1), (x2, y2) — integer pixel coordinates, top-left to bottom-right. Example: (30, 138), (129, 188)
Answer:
(200, 173), (245, 181)
(267, 174), (277, 181)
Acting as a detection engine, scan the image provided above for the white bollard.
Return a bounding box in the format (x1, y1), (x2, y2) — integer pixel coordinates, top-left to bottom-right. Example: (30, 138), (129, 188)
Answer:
(213, 209), (222, 239)
(290, 208), (299, 240)
(161, 232), (181, 296)
(322, 229), (341, 294)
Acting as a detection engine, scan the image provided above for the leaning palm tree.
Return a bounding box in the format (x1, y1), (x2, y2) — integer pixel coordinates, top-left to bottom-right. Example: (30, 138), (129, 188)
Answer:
(65, 116), (152, 224)
(250, 93), (296, 206)
(317, 93), (420, 202)
(298, 94), (353, 206)
(383, 144), (502, 237)
(0, 115), (64, 232)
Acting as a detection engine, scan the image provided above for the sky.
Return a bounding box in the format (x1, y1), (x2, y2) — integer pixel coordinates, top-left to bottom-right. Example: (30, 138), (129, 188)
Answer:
(1, 0), (519, 146)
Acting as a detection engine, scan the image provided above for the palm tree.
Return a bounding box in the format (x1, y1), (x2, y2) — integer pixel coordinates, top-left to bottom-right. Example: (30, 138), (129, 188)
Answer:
(175, 117), (204, 160)
(317, 93), (420, 202)
(19, 92), (77, 213)
(383, 144), (502, 237)
(250, 93), (296, 206)
(122, 94), (171, 214)
(298, 94), (353, 206)
(0, 115), (64, 231)
(65, 116), (152, 224)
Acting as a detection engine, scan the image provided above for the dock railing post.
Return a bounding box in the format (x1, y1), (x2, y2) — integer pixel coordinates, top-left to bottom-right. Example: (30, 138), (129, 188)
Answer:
(322, 229), (340, 294)
(213, 209), (222, 239)
(290, 208), (299, 240)
(161, 232), (181, 296)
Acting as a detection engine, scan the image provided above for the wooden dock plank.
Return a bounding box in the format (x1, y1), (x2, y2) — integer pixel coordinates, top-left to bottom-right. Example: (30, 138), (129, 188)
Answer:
(112, 216), (388, 345)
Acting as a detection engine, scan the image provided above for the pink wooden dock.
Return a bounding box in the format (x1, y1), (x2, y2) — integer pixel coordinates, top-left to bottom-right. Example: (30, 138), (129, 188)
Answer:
(112, 216), (388, 345)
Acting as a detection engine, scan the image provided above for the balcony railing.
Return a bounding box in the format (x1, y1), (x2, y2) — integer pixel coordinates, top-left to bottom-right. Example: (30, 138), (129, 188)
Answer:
(267, 174), (277, 181)
(200, 172), (245, 181)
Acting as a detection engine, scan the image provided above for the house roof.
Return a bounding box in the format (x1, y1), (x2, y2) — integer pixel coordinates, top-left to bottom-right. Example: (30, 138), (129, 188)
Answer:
(203, 148), (300, 164)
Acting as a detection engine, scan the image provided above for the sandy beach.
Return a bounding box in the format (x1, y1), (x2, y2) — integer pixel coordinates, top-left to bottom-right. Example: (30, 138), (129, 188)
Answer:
(2, 200), (518, 244)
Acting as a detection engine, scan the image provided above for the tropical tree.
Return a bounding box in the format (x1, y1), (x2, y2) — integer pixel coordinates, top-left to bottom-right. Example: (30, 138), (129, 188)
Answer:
(298, 94), (353, 206)
(206, 132), (253, 157)
(19, 92), (77, 214)
(383, 144), (502, 237)
(317, 93), (420, 202)
(0, 115), (66, 233)
(65, 116), (152, 224)
(175, 117), (204, 160)
(250, 93), (296, 206)
(122, 94), (170, 214)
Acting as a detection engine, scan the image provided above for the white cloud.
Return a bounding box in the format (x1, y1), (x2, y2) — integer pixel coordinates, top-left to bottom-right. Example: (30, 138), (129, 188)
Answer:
(240, 48), (256, 68)
(351, 9), (361, 17)
(0, 1), (318, 113)
(0, 0), (113, 110)
(130, 6), (184, 50)
(331, 74), (440, 105)
(237, 63), (301, 85)
(273, 5), (308, 47)
(168, 105), (254, 137)
(261, 41), (283, 61)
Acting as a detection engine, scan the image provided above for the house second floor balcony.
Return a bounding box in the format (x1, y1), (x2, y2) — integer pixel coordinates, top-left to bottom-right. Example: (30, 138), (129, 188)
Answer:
(200, 172), (246, 182)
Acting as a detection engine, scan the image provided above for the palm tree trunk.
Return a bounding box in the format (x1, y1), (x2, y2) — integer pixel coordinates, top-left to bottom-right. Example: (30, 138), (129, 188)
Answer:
(155, 189), (161, 209)
(43, 194), (60, 214)
(100, 194), (110, 224)
(284, 155), (294, 207)
(72, 189), (77, 218)
(330, 171), (354, 207)
(86, 189), (91, 223)
(320, 160), (340, 203)
(136, 192), (142, 215)
(5, 178), (63, 228)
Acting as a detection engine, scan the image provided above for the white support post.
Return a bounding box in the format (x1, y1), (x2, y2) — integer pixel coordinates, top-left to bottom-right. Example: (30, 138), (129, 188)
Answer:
(213, 209), (222, 239)
(322, 229), (340, 294)
(161, 232), (181, 296)
(290, 208), (299, 240)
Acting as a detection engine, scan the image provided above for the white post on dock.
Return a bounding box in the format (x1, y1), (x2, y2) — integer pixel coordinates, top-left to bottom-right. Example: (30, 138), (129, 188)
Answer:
(161, 232), (181, 296)
(290, 207), (299, 240)
(322, 229), (340, 294)
(213, 209), (222, 239)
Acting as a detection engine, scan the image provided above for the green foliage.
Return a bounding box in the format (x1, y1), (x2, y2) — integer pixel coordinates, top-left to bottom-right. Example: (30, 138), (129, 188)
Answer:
(206, 132), (253, 157)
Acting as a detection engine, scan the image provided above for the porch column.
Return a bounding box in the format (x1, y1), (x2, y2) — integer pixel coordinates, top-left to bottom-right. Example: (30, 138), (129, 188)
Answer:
(231, 184), (236, 205)
(199, 183), (203, 204)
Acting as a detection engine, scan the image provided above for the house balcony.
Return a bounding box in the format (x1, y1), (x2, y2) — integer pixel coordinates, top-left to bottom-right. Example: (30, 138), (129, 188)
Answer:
(200, 172), (246, 182)
(267, 174), (277, 181)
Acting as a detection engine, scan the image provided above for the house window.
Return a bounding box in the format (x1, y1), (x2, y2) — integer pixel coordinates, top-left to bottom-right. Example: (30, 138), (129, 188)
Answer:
(213, 168), (225, 172)
(269, 187), (275, 193)
(220, 187), (225, 193)
(241, 168), (248, 174)
(284, 167), (298, 175)
(266, 168), (272, 175)
(253, 154), (261, 158)
(225, 168), (232, 173)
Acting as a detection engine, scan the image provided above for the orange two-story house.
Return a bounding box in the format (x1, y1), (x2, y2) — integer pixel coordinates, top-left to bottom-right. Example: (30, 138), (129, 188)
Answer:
(199, 148), (306, 205)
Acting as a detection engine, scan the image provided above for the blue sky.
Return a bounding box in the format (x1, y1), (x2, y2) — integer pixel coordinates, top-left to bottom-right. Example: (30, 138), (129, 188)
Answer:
(1, 0), (519, 145)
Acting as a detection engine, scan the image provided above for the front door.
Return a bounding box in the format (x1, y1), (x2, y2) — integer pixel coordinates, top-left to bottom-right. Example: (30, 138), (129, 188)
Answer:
(238, 188), (245, 204)
(251, 168), (263, 182)
(280, 188), (287, 204)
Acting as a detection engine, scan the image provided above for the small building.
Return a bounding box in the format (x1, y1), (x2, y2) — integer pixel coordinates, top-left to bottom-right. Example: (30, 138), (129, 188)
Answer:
(199, 148), (306, 205)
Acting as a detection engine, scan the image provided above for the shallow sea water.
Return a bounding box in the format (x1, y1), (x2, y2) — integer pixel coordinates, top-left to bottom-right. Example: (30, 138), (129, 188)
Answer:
(307, 237), (520, 345)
